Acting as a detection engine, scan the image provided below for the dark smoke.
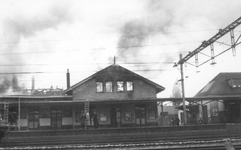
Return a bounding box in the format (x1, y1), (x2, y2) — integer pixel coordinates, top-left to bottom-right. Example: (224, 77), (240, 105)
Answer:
(117, 20), (149, 57)
(116, 0), (175, 57)
(0, 76), (23, 94)
(0, 78), (11, 94)
(115, 0), (175, 76)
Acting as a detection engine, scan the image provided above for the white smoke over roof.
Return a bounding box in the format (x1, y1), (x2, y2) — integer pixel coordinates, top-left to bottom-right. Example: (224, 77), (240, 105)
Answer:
(0, 2), (72, 94)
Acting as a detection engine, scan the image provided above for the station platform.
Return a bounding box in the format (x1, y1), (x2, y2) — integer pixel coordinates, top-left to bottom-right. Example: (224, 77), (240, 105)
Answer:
(5, 124), (227, 137)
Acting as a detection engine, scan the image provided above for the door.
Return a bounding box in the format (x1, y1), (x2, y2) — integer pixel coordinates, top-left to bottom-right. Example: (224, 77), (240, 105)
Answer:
(110, 105), (121, 127)
(110, 106), (117, 127)
(135, 105), (146, 126)
(28, 108), (39, 130)
(51, 107), (62, 128)
(202, 105), (208, 124)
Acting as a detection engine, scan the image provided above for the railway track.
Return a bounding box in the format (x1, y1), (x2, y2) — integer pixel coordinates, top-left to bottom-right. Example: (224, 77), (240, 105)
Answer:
(2, 125), (241, 149)
(2, 129), (241, 149)
(1, 139), (241, 150)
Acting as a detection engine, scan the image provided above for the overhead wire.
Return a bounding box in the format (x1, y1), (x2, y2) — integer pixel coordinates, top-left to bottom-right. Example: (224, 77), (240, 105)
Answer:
(0, 61), (177, 67)
(0, 68), (177, 75)
(0, 41), (200, 56)
(0, 28), (219, 45)
(0, 28), (225, 76)
(0, 28), (220, 56)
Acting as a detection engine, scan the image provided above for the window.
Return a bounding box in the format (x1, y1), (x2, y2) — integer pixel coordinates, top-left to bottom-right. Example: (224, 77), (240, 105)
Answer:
(125, 112), (132, 121)
(100, 113), (107, 122)
(228, 79), (241, 88)
(148, 111), (156, 120)
(117, 81), (124, 92)
(105, 81), (113, 92)
(20, 107), (28, 119)
(126, 81), (133, 91)
(40, 106), (50, 118)
(212, 108), (218, 116)
(96, 82), (103, 92)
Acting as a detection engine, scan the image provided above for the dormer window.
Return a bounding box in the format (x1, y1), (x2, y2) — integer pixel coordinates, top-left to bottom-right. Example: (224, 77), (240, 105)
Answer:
(96, 82), (103, 92)
(126, 81), (133, 91)
(105, 81), (113, 92)
(96, 80), (134, 93)
(117, 81), (124, 92)
(228, 78), (241, 88)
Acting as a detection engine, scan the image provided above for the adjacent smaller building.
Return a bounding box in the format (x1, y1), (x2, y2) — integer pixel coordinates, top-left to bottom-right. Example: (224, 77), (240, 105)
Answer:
(195, 72), (241, 124)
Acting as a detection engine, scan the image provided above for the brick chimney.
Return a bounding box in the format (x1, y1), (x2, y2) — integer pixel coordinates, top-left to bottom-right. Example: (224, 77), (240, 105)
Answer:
(31, 76), (35, 95)
(66, 69), (70, 89)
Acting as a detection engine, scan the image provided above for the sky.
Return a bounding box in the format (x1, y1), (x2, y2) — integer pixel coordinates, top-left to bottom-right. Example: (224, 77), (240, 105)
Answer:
(0, 0), (241, 97)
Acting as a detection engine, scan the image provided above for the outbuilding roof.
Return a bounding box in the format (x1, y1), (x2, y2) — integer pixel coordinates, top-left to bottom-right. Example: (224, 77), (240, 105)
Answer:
(195, 72), (241, 97)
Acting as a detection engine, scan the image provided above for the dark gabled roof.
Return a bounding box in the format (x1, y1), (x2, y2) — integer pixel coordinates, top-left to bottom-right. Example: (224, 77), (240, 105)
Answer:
(195, 72), (241, 97)
(65, 64), (165, 94)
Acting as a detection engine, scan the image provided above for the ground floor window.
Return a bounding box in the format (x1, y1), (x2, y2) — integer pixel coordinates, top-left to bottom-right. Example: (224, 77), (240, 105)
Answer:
(20, 107), (28, 119)
(63, 106), (72, 117)
(124, 112), (132, 121)
(40, 106), (50, 118)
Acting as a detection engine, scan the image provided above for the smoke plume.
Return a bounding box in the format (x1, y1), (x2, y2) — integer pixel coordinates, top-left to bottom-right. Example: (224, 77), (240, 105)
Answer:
(0, 4), (72, 94)
(115, 0), (177, 77)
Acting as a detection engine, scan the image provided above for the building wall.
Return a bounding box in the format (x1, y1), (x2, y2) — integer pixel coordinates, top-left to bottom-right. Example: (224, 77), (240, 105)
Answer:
(39, 118), (51, 126)
(82, 102), (158, 128)
(62, 117), (72, 125)
(146, 103), (158, 125)
(121, 104), (135, 125)
(195, 100), (226, 124)
(72, 78), (157, 101)
(19, 119), (28, 127)
(96, 104), (110, 126)
(12, 100), (159, 130)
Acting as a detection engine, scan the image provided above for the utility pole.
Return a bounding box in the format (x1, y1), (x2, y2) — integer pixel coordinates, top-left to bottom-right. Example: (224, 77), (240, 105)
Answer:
(180, 54), (187, 125)
(18, 95), (20, 131)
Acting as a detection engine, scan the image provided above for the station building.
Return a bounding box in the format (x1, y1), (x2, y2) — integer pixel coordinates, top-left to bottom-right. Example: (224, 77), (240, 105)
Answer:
(0, 64), (165, 130)
(66, 64), (165, 128)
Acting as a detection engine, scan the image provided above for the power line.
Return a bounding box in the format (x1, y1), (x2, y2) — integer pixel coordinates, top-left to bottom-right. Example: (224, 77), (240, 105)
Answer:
(0, 41), (200, 56)
(0, 29), (219, 45)
(0, 68), (177, 75)
(0, 61), (176, 67)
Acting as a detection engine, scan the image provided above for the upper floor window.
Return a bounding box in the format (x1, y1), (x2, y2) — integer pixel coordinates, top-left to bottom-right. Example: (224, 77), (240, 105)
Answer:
(96, 82), (103, 92)
(228, 78), (241, 88)
(105, 81), (113, 92)
(117, 81), (124, 92)
(126, 81), (133, 91)
(96, 80), (133, 93)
